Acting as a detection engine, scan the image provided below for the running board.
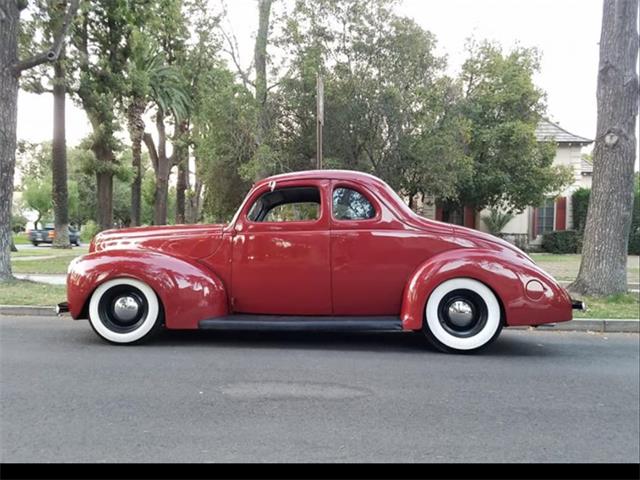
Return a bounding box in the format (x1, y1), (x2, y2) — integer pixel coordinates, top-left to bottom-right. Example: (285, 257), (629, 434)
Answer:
(198, 315), (402, 332)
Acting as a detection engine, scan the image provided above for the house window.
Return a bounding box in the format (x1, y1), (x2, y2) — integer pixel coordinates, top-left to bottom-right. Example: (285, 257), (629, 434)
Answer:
(443, 206), (464, 226)
(536, 198), (555, 235)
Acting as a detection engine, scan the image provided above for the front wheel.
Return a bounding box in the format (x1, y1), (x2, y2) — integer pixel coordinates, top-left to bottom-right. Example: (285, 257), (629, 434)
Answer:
(88, 278), (163, 344)
(423, 278), (503, 353)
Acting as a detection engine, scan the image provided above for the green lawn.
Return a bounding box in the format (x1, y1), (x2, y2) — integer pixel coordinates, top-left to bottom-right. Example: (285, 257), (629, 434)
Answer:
(10, 246), (88, 258)
(531, 253), (640, 284)
(3, 249), (639, 319)
(11, 247), (88, 274)
(0, 279), (67, 306)
(12, 232), (30, 245)
(573, 293), (640, 319)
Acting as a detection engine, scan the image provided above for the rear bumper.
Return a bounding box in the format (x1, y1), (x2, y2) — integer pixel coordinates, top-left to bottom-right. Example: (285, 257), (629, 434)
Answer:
(56, 302), (69, 315)
(571, 299), (586, 311)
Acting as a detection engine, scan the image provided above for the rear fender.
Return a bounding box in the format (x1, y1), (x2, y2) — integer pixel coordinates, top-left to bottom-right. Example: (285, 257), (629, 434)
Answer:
(400, 249), (572, 330)
(67, 250), (228, 329)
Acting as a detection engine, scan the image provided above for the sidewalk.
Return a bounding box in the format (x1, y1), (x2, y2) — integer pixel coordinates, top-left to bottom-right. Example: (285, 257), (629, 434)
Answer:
(14, 273), (66, 285)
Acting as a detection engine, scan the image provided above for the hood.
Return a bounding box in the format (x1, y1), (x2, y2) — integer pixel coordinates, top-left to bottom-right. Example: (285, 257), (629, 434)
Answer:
(452, 224), (535, 264)
(90, 224), (227, 260)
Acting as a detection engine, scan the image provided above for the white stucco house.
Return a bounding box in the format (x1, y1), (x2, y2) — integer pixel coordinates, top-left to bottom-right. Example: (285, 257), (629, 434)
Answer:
(418, 118), (593, 248)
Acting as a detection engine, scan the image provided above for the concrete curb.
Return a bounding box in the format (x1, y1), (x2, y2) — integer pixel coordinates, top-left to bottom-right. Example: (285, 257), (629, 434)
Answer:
(0, 306), (637, 332)
(513, 318), (639, 333)
(0, 305), (56, 317)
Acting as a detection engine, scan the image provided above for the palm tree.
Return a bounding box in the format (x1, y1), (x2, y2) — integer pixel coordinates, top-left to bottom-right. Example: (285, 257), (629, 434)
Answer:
(125, 31), (190, 226)
(481, 209), (514, 237)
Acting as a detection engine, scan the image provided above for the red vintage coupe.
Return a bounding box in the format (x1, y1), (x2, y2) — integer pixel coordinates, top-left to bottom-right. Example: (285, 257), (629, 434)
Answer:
(60, 170), (585, 352)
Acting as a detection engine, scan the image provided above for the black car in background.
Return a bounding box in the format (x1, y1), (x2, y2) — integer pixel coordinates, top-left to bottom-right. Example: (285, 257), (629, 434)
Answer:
(28, 224), (81, 246)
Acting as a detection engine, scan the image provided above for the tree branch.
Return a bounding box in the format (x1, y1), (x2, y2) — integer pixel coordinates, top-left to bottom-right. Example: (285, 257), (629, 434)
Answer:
(13, 0), (80, 74)
(220, 26), (254, 89)
(143, 133), (159, 173)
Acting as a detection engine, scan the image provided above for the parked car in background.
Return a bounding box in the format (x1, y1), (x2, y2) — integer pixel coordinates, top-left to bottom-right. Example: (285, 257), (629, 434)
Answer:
(29, 224), (81, 246)
(62, 170), (585, 352)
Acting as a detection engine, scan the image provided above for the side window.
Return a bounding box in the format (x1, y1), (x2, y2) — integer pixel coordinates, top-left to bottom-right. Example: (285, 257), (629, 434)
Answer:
(247, 186), (321, 222)
(333, 187), (375, 221)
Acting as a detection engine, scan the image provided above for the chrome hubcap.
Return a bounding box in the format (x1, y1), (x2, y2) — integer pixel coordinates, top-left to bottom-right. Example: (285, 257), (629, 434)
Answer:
(112, 296), (140, 322)
(447, 300), (474, 327)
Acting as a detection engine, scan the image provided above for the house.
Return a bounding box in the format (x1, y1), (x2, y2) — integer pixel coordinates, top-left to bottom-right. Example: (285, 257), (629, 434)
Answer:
(418, 118), (593, 247)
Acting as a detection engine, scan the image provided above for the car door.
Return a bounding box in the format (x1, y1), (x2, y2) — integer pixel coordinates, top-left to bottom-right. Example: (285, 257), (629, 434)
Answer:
(330, 180), (431, 316)
(231, 179), (332, 315)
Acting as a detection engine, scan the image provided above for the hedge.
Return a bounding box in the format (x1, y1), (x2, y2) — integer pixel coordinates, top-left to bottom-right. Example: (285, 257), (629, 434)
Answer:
(570, 185), (640, 255)
(541, 230), (580, 254)
(571, 187), (591, 234)
(629, 188), (640, 255)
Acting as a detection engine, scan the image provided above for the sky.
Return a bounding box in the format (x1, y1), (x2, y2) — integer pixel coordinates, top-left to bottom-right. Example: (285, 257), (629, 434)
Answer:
(15, 0), (629, 162)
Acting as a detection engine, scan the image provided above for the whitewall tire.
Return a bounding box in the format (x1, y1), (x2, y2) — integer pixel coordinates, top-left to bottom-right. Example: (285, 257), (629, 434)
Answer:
(88, 278), (163, 344)
(423, 278), (502, 353)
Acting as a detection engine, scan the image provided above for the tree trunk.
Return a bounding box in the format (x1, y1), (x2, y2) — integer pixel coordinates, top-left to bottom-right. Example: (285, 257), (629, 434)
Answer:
(127, 98), (146, 227)
(253, 0), (273, 181)
(569, 0), (638, 296)
(175, 120), (189, 224)
(96, 170), (113, 231)
(0, 0), (20, 281)
(176, 161), (187, 224)
(51, 58), (70, 248)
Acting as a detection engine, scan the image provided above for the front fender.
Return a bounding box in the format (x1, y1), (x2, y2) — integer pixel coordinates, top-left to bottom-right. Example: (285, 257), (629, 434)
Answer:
(67, 250), (228, 329)
(400, 249), (572, 330)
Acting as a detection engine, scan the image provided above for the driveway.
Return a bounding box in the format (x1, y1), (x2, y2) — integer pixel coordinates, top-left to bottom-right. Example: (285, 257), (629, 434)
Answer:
(1, 315), (638, 462)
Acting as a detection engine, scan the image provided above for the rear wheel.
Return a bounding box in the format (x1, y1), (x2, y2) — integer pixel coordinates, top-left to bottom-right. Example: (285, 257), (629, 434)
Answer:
(423, 278), (502, 353)
(88, 278), (163, 344)
(32, 241), (39, 246)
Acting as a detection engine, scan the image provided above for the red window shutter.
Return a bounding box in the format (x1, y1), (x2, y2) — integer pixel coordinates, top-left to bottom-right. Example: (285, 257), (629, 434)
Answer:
(555, 197), (567, 231)
(532, 208), (538, 239)
(463, 206), (476, 229)
(435, 206), (444, 221)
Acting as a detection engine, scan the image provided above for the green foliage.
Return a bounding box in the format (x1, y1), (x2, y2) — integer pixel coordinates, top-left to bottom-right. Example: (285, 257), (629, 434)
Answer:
(481, 209), (514, 236)
(80, 220), (99, 243)
(22, 177), (52, 229)
(11, 214), (28, 233)
(541, 230), (580, 254)
(457, 40), (572, 212)
(571, 187), (591, 234)
(273, 0), (471, 202)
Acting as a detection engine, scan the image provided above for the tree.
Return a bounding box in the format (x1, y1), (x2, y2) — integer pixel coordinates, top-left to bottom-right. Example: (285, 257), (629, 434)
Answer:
(569, 0), (638, 296)
(270, 0), (470, 204)
(22, 177), (52, 230)
(19, 0), (74, 248)
(456, 41), (572, 214)
(68, 0), (131, 232)
(0, 0), (79, 281)
(126, 33), (190, 226)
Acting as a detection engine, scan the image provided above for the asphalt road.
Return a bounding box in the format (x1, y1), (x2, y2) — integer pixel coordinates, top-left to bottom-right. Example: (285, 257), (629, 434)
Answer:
(1, 315), (638, 463)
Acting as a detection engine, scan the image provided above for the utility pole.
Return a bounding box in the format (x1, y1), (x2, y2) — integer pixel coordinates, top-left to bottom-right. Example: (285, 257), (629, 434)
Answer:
(316, 73), (324, 169)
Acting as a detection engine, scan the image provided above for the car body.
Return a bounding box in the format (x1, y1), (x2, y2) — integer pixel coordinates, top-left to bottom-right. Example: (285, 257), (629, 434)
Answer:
(62, 170), (584, 352)
(29, 224), (81, 246)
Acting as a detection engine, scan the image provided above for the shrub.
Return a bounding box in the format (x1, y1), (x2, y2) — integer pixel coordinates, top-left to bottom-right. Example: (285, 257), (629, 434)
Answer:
(571, 187), (590, 234)
(481, 209), (514, 236)
(541, 230), (580, 254)
(629, 187), (640, 255)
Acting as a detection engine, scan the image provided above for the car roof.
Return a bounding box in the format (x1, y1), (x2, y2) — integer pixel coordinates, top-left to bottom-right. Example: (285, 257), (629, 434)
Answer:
(255, 169), (388, 188)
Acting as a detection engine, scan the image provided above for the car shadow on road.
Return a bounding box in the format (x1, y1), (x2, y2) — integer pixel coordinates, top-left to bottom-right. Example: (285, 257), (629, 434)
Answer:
(145, 328), (560, 357)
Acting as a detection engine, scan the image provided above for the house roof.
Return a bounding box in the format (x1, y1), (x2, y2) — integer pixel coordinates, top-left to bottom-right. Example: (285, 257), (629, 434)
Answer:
(535, 118), (592, 145)
(581, 155), (594, 174)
